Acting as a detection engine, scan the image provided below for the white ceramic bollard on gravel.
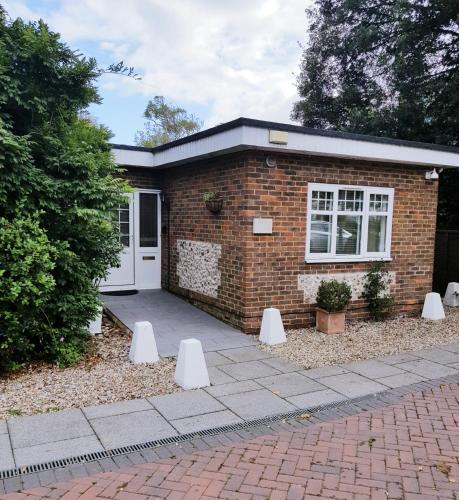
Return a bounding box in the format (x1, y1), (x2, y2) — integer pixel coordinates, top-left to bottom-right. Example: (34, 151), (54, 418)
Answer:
(444, 282), (459, 307)
(259, 307), (286, 345)
(129, 321), (159, 364)
(88, 305), (103, 335)
(175, 339), (210, 390)
(422, 292), (445, 320)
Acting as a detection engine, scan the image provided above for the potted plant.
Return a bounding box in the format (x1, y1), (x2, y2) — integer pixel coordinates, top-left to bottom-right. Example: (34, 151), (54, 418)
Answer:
(315, 279), (352, 334)
(203, 191), (223, 214)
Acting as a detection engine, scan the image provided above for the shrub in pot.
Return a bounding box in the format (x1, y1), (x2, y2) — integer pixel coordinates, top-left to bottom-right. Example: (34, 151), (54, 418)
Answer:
(315, 279), (352, 334)
(203, 191), (223, 214)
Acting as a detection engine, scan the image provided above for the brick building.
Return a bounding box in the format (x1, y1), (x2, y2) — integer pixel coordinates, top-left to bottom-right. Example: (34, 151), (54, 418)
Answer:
(102, 118), (459, 332)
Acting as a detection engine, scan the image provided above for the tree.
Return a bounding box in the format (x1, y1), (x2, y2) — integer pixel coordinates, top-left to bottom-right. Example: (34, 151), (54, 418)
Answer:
(0, 8), (129, 371)
(135, 96), (202, 147)
(292, 0), (459, 228)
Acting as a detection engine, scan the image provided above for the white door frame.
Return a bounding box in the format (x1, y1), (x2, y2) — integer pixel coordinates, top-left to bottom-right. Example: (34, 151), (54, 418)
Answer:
(100, 189), (161, 292)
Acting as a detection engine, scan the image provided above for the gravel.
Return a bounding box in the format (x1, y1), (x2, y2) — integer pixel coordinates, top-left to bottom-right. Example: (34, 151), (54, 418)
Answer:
(260, 307), (459, 369)
(0, 316), (180, 419)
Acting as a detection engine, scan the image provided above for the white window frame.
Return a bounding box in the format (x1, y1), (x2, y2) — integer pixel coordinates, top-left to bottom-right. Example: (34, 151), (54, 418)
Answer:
(305, 183), (394, 263)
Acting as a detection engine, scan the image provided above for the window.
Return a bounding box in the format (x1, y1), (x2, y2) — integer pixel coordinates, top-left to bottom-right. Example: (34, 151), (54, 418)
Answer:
(306, 183), (394, 262)
(139, 192), (158, 247)
(112, 203), (130, 247)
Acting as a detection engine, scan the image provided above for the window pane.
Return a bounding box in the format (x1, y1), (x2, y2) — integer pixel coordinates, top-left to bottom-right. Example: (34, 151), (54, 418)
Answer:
(369, 193), (389, 212)
(336, 215), (362, 255)
(309, 214), (332, 253)
(139, 193), (158, 247)
(311, 190), (333, 211)
(113, 205), (130, 247)
(338, 190), (363, 211)
(367, 215), (387, 252)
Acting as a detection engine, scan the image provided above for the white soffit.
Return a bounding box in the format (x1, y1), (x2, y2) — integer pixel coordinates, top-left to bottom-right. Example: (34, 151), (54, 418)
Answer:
(111, 124), (459, 169)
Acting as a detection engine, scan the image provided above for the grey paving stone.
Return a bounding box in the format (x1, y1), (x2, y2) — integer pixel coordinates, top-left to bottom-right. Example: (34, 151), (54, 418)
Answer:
(448, 361), (459, 370)
(91, 409), (177, 449)
(149, 389), (224, 420)
(218, 346), (272, 363)
(204, 351), (233, 367)
(8, 409), (93, 449)
(376, 372), (426, 388)
(0, 420), (7, 435)
(205, 380), (263, 398)
(319, 372), (389, 398)
(219, 360), (281, 381)
(439, 343), (459, 353)
(0, 434), (14, 470)
(344, 359), (405, 379)
(379, 353), (420, 365)
(13, 435), (103, 468)
(208, 367), (236, 385)
(286, 389), (347, 409)
(256, 372), (325, 397)
(300, 365), (349, 379)
(395, 359), (458, 379)
(82, 398), (153, 420)
(218, 389), (296, 420)
(414, 348), (459, 365)
(260, 358), (302, 373)
(171, 410), (242, 434)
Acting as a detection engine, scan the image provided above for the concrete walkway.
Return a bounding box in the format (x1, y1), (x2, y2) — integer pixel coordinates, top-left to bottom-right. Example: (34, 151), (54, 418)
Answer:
(2, 342), (459, 472)
(5, 379), (459, 499)
(102, 290), (256, 357)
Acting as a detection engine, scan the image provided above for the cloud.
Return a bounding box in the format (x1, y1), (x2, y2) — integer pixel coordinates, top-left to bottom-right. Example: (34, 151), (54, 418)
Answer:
(3, 0), (311, 128)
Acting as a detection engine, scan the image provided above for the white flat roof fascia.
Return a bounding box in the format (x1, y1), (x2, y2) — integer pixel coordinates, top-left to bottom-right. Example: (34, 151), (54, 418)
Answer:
(111, 125), (459, 169)
(112, 148), (154, 167)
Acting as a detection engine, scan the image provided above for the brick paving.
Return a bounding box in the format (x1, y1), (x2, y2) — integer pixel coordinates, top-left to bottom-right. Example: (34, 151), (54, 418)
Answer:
(2, 381), (459, 499)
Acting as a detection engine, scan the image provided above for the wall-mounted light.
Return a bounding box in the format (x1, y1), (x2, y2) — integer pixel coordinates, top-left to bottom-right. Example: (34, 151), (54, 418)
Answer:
(159, 192), (169, 206)
(425, 168), (440, 181)
(265, 156), (277, 168)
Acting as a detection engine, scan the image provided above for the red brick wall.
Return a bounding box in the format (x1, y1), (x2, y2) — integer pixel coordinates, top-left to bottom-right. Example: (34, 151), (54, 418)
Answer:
(122, 152), (438, 333)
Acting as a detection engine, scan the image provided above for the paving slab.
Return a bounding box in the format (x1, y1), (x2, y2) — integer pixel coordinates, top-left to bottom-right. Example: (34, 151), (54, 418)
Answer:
(395, 359), (458, 379)
(204, 380), (263, 398)
(90, 410), (178, 449)
(256, 372), (326, 398)
(260, 358), (302, 373)
(0, 434), (14, 470)
(218, 389), (296, 420)
(300, 365), (349, 379)
(82, 398), (153, 420)
(170, 410), (242, 434)
(319, 372), (389, 398)
(414, 348), (459, 365)
(204, 351), (233, 367)
(149, 389), (224, 420)
(218, 346), (272, 363)
(286, 389), (348, 409)
(378, 353), (420, 365)
(377, 372), (426, 388)
(439, 342), (459, 353)
(218, 360), (281, 381)
(8, 409), (93, 449)
(0, 421), (7, 435)
(208, 367), (236, 385)
(344, 359), (405, 379)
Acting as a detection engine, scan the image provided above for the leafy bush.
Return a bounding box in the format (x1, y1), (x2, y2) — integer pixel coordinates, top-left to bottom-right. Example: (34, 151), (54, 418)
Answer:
(361, 262), (395, 321)
(0, 9), (129, 371)
(316, 280), (352, 313)
(203, 191), (220, 202)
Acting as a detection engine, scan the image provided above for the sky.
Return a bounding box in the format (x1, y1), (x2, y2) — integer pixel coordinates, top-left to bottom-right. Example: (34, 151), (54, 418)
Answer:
(3, 0), (312, 144)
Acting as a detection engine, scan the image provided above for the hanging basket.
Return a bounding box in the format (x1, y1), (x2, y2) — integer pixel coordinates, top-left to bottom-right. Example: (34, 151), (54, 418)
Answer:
(205, 198), (223, 214)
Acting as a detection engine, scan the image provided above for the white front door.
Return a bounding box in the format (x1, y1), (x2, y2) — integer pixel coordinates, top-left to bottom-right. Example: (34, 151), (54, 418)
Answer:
(100, 190), (161, 291)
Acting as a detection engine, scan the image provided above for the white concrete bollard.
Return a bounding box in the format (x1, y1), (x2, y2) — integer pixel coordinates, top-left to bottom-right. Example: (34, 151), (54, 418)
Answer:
(88, 305), (103, 335)
(444, 282), (459, 307)
(129, 321), (159, 364)
(175, 339), (210, 390)
(259, 307), (287, 345)
(422, 292), (445, 321)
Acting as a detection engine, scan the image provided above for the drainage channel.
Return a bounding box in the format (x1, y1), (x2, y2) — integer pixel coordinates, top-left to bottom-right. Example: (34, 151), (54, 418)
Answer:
(0, 390), (399, 481)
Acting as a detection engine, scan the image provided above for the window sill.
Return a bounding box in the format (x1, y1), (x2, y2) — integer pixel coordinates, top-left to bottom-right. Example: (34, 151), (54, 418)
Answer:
(305, 257), (392, 264)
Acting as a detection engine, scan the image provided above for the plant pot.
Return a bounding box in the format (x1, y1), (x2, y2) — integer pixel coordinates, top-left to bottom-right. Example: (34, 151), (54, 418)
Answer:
(88, 305), (103, 335)
(316, 307), (345, 334)
(205, 198), (223, 214)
